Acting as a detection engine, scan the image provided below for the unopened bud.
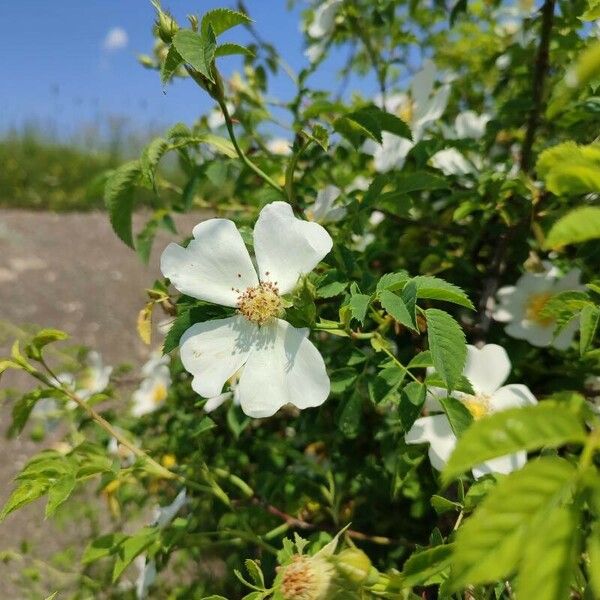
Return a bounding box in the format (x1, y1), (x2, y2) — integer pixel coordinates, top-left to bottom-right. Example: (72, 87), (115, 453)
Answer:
(156, 11), (179, 43)
(334, 548), (372, 584)
(137, 54), (155, 69)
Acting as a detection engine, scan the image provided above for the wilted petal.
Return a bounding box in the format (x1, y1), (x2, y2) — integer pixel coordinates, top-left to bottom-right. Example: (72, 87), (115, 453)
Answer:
(180, 316), (257, 398)
(237, 319), (330, 418)
(253, 202), (332, 294)
(161, 219), (258, 307)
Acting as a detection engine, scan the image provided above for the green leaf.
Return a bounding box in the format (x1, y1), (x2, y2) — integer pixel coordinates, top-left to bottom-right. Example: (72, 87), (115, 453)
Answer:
(140, 137), (170, 187)
(200, 133), (237, 158)
(425, 308), (466, 392)
(407, 350), (432, 368)
(376, 271), (410, 293)
(368, 363), (405, 404)
(161, 45), (182, 84)
(449, 457), (577, 589)
(581, 0), (600, 20)
(316, 270), (348, 298)
(330, 368), (358, 394)
(8, 391), (44, 437)
(398, 382), (426, 432)
(401, 280), (418, 328)
(82, 533), (126, 564)
(0, 480), (49, 522)
(431, 495), (461, 515)
(215, 43), (254, 57)
(112, 528), (158, 582)
(580, 304), (599, 355)
(333, 105), (411, 147)
(45, 471), (76, 517)
(399, 544), (454, 587)
(545, 206), (600, 249)
(200, 8), (251, 37)
(44, 593), (59, 600)
(172, 28), (216, 82)
(442, 404), (587, 484)
(244, 559), (265, 587)
(394, 171), (449, 194)
(515, 503), (580, 600)
(537, 142), (600, 196)
(104, 160), (141, 249)
(438, 396), (473, 438)
(379, 289), (417, 330)
(587, 522), (600, 598)
(339, 390), (363, 438)
(24, 328), (69, 361)
(348, 293), (371, 325)
(413, 276), (474, 309)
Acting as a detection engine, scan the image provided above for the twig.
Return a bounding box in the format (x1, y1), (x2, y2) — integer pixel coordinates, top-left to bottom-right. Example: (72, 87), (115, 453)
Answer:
(520, 0), (556, 172)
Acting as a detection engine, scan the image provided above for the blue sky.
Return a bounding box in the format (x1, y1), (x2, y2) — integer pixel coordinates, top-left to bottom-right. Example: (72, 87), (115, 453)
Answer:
(0, 1), (378, 142)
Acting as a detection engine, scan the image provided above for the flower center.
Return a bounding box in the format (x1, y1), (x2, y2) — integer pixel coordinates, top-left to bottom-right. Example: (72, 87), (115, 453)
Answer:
(237, 281), (282, 325)
(462, 394), (491, 420)
(525, 291), (554, 325)
(152, 382), (168, 405)
(280, 555), (334, 600)
(398, 99), (414, 124)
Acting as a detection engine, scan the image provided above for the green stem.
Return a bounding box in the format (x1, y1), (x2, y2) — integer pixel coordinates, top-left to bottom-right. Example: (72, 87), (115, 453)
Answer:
(215, 96), (283, 194)
(379, 346), (421, 385)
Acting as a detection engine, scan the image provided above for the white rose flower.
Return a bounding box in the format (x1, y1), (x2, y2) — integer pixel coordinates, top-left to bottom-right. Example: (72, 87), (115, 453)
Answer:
(430, 147), (477, 176)
(453, 110), (491, 140)
(78, 351), (113, 399)
(493, 263), (584, 349)
(135, 489), (187, 599)
(204, 373), (241, 413)
(305, 185), (347, 223)
(266, 137), (293, 156)
(131, 351), (172, 417)
(307, 0), (343, 39)
(363, 60), (451, 172)
(406, 344), (537, 478)
(160, 201), (332, 418)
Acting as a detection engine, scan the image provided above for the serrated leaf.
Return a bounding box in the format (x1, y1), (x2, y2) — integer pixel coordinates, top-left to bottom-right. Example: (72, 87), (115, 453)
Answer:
(161, 45), (183, 84)
(398, 381), (426, 431)
(587, 522), (600, 598)
(172, 28), (216, 82)
(104, 160), (141, 249)
(449, 457), (577, 589)
(339, 390), (362, 438)
(244, 559), (265, 587)
(431, 495), (461, 515)
(140, 137), (170, 187)
(425, 308), (466, 392)
(200, 8), (251, 37)
(438, 396), (473, 438)
(0, 480), (49, 522)
(580, 304), (599, 355)
(413, 276), (474, 309)
(330, 368), (358, 394)
(376, 271), (410, 293)
(379, 289), (417, 330)
(399, 544), (453, 587)
(215, 43), (254, 57)
(401, 280), (418, 328)
(515, 503), (580, 600)
(201, 133), (237, 158)
(348, 293), (371, 325)
(442, 404), (587, 483)
(45, 471), (76, 517)
(544, 206), (600, 249)
(395, 171), (448, 193)
(407, 350), (433, 368)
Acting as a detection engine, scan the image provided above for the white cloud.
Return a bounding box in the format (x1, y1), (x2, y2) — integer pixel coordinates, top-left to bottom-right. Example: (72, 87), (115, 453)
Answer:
(103, 27), (128, 51)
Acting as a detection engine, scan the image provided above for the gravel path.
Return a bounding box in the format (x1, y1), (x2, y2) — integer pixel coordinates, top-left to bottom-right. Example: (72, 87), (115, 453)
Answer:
(0, 210), (201, 597)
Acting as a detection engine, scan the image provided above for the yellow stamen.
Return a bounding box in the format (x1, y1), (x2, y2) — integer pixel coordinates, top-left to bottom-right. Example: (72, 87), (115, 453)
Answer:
(525, 291), (554, 325)
(152, 383), (168, 405)
(398, 99), (414, 124)
(462, 395), (490, 420)
(237, 281), (282, 325)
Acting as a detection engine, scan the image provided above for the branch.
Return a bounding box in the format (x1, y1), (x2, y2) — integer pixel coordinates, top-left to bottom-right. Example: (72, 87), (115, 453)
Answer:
(520, 0), (556, 172)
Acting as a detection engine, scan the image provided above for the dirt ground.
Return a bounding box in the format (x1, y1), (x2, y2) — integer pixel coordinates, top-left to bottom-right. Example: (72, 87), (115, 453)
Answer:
(0, 210), (201, 597)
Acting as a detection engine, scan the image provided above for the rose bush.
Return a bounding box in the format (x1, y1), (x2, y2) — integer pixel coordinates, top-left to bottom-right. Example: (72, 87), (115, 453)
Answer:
(2, 1), (600, 598)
